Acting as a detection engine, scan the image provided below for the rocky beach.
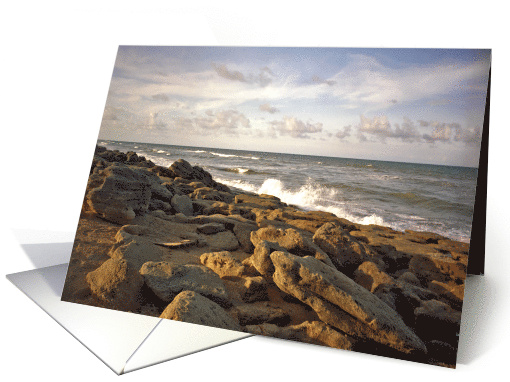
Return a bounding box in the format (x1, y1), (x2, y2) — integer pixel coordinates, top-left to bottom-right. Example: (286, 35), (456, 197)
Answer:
(62, 145), (470, 368)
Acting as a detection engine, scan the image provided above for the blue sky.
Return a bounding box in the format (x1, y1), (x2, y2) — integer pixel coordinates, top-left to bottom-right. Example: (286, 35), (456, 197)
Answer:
(99, 46), (490, 167)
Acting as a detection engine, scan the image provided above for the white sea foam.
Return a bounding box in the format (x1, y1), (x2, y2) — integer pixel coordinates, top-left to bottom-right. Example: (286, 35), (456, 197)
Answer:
(188, 150), (206, 153)
(157, 150), (166, 153)
(211, 152), (237, 158)
(210, 152), (259, 160)
(219, 177), (388, 227)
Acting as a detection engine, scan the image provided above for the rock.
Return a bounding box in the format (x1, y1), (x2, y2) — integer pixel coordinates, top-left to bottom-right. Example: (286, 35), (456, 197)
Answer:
(140, 262), (229, 305)
(149, 199), (172, 213)
(169, 159), (215, 187)
(86, 258), (143, 311)
(372, 283), (422, 327)
(397, 271), (421, 287)
(245, 321), (354, 350)
(200, 251), (245, 278)
(110, 239), (166, 269)
(428, 280), (464, 309)
(251, 227), (334, 268)
(230, 301), (289, 325)
(171, 194), (194, 216)
(427, 340), (457, 365)
(190, 187), (234, 204)
(234, 193), (284, 210)
(233, 223), (257, 253)
(87, 164), (154, 224)
(414, 299), (461, 345)
(270, 251), (427, 355)
(353, 261), (395, 292)
(409, 255), (448, 284)
(251, 240), (286, 278)
(204, 231), (240, 251)
(313, 222), (368, 273)
(197, 222), (226, 235)
(242, 276), (268, 302)
(160, 291), (241, 331)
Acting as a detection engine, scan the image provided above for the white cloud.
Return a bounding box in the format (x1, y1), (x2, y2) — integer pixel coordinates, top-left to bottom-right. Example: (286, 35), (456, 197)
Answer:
(259, 103), (279, 114)
(269, 116), (323, 139)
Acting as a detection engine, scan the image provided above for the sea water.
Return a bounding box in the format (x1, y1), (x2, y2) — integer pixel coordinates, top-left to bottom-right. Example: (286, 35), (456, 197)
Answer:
(99, 140), (478, 243)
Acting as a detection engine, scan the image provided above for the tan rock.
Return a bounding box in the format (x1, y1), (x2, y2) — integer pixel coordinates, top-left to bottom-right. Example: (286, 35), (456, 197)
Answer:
(200, 251), (245, 278)
(160, 291), (241, 331)
(86, 258), (143, 311)
(140, 261), (229, 305)
(313, 222), (368, 272)
(204, 230), (240, 251)
(245, 321), (354, 350)
(270, 251), (427, 355)
(230, 301), (289, 325)
(251, 227), (334, 268)
(354, 261), (395, 292)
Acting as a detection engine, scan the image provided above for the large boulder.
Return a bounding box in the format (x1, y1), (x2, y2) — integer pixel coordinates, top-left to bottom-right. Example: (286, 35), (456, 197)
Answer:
(86, 258), (143, 311)
(160, 291), (241, 331)
(140, 262), (229, 305)
(200, 251), (245, 278)
(169, 159), (216, 187)
(86, 164), (154, 224)
(270, 251), (427, 355)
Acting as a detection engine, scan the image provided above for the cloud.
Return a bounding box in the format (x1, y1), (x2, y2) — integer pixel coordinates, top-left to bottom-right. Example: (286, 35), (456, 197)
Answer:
(174, 109), (251, 135)
(335, 125), (352, 139)
(211, 63), (247, 83)
(355, 115), (481, 146)
(151, 93), (169, 102)
(327, 53), (490, 111)
(145, 112), (167, 131)
(259, 103), (279, 114)
(211, 63), (275, 87)
(269, 116), (323, 139)
(312, 75), (336, 86)
(357, 115), (394, 141)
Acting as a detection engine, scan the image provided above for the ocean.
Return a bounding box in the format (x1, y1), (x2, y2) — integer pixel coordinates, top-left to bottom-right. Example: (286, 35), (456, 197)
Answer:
(98, 139), (478, 243)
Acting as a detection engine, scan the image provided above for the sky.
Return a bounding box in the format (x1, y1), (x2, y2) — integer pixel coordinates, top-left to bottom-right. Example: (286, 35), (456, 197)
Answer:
(98, 46), (490, 167)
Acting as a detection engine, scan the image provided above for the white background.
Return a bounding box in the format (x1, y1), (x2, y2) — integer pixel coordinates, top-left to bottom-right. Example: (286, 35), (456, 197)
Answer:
(1, 1), (508, 380)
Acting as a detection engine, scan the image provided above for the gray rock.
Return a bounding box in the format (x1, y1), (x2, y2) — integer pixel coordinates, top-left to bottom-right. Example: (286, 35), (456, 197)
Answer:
(160, 291), (241, 331)
(87, 164), (153, 224)
(140, 262), (229, 305)
(200, 251), (245, 278)
(270, 251), (427, 355)
(171, 194), (194, 216)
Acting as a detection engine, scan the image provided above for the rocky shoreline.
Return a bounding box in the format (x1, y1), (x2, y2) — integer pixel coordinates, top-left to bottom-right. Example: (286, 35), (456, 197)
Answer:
(62, 145), (469, 367)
